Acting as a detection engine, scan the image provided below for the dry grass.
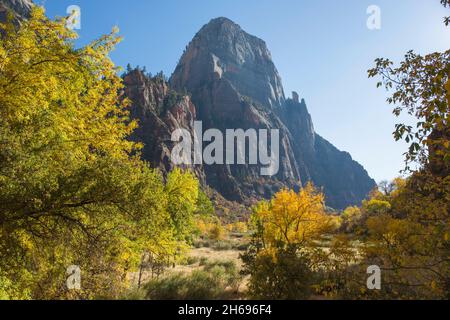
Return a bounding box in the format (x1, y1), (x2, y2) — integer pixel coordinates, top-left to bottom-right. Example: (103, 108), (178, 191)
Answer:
(129, 233), (248, 290)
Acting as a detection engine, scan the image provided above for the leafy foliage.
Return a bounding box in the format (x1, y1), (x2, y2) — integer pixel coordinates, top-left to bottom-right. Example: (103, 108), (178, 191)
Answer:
(442, 0), (450, 26)
(242, 184), (334, 299)
(0, 8), (201, 299)
(347, 174), (450, 299)
(368, 50), (449, 171)
(243, 246), (315, 300)
(250, 184), (333, 249)
(352, 2), (450, 297)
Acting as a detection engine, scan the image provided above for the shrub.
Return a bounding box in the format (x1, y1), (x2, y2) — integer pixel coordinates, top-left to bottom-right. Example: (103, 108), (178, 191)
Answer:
(121, 288), (147, 300)
(209, 223), (226, 241)
(144, 261), (241, 300)
(203, 260), (237, 275)
(212, 240), (233, 251)
(243, 247), (315, 300)
(233, 222), (248, 234)
(179, 256), (200, 266)
(236, 242), (250, 251)
(195, 216), (227, 241)
(145, 274), (187, 300)
(199, 257), (209, 266)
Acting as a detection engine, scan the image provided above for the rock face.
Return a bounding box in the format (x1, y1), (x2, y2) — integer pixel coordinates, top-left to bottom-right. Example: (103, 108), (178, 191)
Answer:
(0, 0), (33, 24)
(171, 17), (285, 109)
(167, 17), (376, 209)
(123, 70), (205, 183)
(170, 18), (301, 203)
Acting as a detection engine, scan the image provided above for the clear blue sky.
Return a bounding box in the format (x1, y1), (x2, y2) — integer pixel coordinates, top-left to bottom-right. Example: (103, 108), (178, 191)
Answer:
(38, 0), (450, 182)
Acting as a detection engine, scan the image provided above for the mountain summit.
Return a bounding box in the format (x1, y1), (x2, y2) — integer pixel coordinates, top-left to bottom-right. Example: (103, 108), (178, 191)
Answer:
(171, 17), (285, 109)
(167, 17), (376, 209)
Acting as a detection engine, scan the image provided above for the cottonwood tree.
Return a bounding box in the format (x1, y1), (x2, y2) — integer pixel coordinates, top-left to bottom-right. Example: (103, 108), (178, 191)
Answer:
(0, 8), (199, 299)
(241, 184), (334, 299)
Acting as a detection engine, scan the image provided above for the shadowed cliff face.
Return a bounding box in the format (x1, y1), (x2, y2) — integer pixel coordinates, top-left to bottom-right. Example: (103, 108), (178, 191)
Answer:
(123, 70), (206, 184)
(167, 17), (376, 209)
(170, 17), (302, 202)
(0, 0), (33, 24)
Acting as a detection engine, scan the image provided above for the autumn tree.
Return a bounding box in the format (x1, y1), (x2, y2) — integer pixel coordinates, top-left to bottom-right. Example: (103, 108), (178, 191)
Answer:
(0, 8), (199, 299)
(250, 184), (332, 249)
(165, 168), (199, 242)
(241, 183), (334, 299)
(351, 176), (450, 299)
(339, 206), (362, 234)
(361, 0), (450, 299)
(368, 52), (449, 173)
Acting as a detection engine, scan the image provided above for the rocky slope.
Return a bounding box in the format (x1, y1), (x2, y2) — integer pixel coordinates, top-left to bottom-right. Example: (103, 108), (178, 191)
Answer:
(123, 70), (206, 182)
(123, 69), (250, 220)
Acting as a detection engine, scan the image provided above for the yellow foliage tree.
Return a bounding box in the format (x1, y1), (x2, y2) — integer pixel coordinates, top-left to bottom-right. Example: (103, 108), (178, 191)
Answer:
(0, 8), (200, 299)
(361, 175), (450, 299)
(363, 1), (449, 299)
(252, 183), (333, 249)
(242, 183), (334, 299)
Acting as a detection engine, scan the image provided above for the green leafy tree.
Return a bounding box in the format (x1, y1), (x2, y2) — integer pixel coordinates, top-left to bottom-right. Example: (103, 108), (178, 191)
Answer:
(242, 245), (315, 300)
(195, 189), (215, 217)
(0, 8), (199, 299)
(165, 168), (199, 242)
(368, 51), (449, 172)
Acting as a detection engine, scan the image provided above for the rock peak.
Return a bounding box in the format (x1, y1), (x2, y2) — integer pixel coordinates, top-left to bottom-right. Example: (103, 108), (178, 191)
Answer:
(194, 16), (266, 49)
(198, 17), (244, 35)
(171, 16), (285, 108)
(168, 18), (376, 209)
(206, 17), (238, 27)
